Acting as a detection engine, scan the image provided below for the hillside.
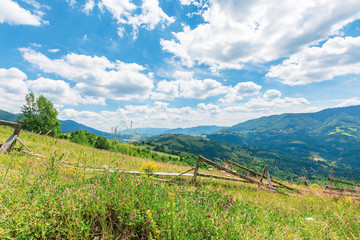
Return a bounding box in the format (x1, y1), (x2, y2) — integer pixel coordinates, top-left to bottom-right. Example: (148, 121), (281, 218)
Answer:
(208, 105), (360, 173)
(142, 134), (330, 180)
(0, 125), (359, 239)
(0, 109), (18, 122)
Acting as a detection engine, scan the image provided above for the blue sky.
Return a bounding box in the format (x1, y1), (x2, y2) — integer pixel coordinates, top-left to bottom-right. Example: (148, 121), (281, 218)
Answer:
(1, 0), (360, 132)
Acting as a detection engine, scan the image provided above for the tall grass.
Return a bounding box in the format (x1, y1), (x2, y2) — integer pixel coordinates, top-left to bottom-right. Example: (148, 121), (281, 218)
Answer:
(0, 126), (359, 239)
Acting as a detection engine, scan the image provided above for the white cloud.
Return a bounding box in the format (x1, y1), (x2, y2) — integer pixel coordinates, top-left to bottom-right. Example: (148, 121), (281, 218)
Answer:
(267, 36), (360, 85)
(127, 0), (175, 39)
(99, 0), (174, 39)
(48, 49), (60, 53)
(66, 0), (77, 8)
(220, 82), (261, 103)
(0, 68), (28, 112)
(27, 77), (106, 107)
(152, 71), (227, 100)
(83, 0), (95, 15)
(336, 97), (360, 108)
(0, 0), (43, 26)
(20, 47), (154, 101)
(58, 90), (310, 131)
(263, 89), (281, 101)
(161, 0), (360, 70)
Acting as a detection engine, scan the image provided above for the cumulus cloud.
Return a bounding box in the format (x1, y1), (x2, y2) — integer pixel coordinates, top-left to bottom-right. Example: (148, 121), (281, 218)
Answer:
(267, 36), (360, 85)
(20, 47), (154, 101)
(336, 97), (360, 107)
(161, 0), (360, 70)
(0, 0), (44, 26)
(83, 0), (95, 15)
(152, 71), (227, 100)
(220, 82), (261, 103)
(98, 0), (174, 39)
(27, 77), (106, 107)
(263, 89), (281, 101)
(0, 68), (28, 112)
(58, 90), (310, 131)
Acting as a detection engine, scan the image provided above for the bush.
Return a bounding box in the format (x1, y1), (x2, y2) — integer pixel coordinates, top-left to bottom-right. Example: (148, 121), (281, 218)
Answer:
(139, 161), (158, 174)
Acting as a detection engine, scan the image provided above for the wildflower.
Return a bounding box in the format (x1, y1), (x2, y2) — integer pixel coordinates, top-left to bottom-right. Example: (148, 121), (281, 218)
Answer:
(204, 228), (207, 231)
(147, 220), (151, 224)
(179, 212), (182, 216)
(156, 215), (159, 218)
(205, 214), (211, 218)
(132, 216), (136, 219)
(325, 231), (328, 235)
(110, 182), (113, 184)
(110, 191), (113, 194)
(195, 228), (199, 232)
(246, 202), (249, 205)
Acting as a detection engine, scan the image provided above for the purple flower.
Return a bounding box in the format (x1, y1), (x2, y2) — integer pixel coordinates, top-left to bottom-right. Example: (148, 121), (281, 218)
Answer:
(205, 214), (211, 218)
(110, 191), (113, 194)
(132, 216), (136, 219)
(179, 212), (182, 216)
(204, 228), (207, 231)
(195, 228), (199, 232)
(147, 220), (151, 224)
(110, 182), (112, 184)
(325, 231), (328, 235)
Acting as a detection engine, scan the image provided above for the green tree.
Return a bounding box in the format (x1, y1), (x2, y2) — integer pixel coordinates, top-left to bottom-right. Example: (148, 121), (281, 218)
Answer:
(94, 136), (110, 150)
(19, 92), (61, 137)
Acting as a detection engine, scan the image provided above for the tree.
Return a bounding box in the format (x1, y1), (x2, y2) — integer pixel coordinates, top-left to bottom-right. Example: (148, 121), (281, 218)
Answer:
(19, 92), (61, 137)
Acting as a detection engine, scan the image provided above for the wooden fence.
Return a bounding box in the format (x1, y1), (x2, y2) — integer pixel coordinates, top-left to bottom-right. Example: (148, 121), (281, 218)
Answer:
(0, 120), (42, 157)
(190, 155), (293, 195)
(323, 168), (360, 197)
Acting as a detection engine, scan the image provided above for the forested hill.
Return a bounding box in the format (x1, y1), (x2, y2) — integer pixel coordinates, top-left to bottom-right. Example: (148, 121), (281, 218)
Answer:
(142, 134), (329, 180)
(208, 105), (360, 172)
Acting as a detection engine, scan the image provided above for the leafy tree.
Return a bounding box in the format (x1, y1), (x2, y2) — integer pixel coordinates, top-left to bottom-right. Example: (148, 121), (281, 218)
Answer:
(94, 136), (110, 150)
(70, 130), (90, 146)
(19, 92), (61, 137)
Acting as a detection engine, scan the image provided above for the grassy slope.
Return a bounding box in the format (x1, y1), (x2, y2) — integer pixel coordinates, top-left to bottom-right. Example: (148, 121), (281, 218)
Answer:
(0, 126), (359, 239)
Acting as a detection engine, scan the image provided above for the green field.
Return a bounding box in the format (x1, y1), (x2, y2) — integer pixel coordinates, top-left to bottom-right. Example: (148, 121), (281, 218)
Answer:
(0, 126), (359, 239)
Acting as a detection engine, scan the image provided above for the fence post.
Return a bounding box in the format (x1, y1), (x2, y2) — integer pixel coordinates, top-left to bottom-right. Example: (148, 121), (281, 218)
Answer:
(330, 168), (333, 196)
(191, 156), (202, 183)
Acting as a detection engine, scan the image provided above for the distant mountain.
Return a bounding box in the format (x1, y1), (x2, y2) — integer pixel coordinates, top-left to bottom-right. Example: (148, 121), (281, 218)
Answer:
(0, 109), (18, 122)
(119, 125), (225, 136)
(208, 105), (360, 174)
(142, 134), (329, 180)
(59, 120), (112, 138)
(0, 109), (112, 138)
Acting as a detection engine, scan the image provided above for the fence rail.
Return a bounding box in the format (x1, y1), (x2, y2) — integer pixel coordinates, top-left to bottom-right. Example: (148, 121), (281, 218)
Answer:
(326, 168), (360, 197)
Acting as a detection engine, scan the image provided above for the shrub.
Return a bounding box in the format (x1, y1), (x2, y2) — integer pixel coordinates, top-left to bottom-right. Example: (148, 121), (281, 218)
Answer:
(139, 161), (158, 174)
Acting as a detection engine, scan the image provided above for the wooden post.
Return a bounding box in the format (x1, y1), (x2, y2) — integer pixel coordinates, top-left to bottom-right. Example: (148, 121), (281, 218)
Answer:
(226, 160), (295, 191)
(0, 135), (18, 154)
(191, 156), (202, 183)
(330, 168), (333, 195)
(13, 121), (23, 136)
(197, 156), (288, 194)
(260, 165), (268, 183)
(265, 167), (273, 188)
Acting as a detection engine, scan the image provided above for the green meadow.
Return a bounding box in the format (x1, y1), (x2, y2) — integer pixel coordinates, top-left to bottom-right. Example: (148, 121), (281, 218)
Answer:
(0, 126), (359, 239)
